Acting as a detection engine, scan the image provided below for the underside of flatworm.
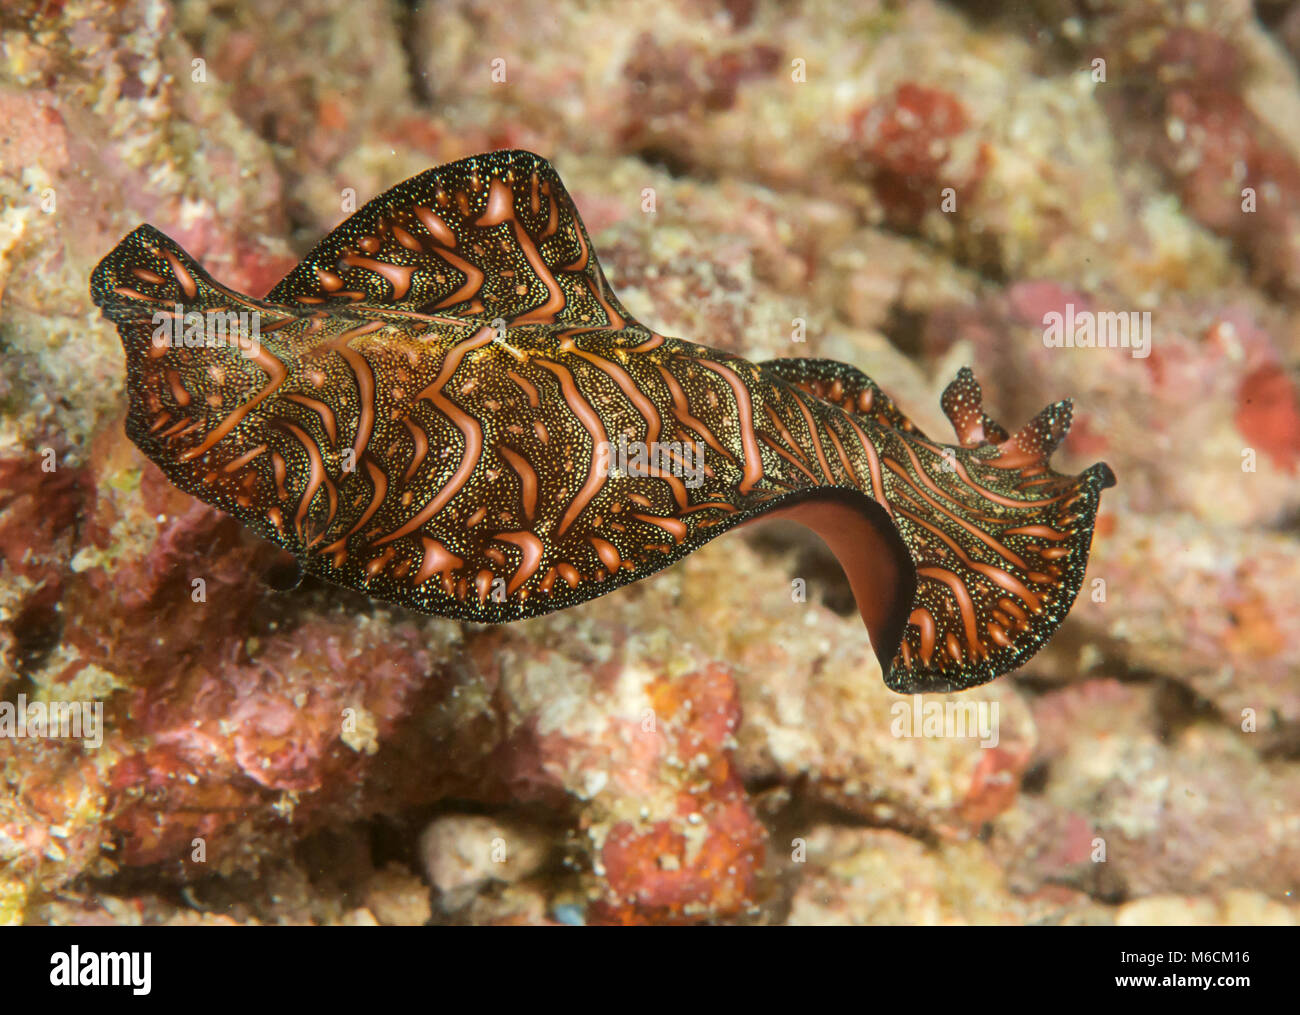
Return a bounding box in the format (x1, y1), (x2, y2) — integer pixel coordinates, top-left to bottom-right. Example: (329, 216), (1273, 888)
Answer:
(89, 149), (1115, 693)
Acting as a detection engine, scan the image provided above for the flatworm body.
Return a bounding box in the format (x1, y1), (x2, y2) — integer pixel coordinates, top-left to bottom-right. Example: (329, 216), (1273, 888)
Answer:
(90, 150), (1114, 692)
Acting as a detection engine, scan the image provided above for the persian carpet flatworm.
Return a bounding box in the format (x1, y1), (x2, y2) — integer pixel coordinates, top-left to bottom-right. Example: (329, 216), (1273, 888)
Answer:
(91, 149), (1115, 692)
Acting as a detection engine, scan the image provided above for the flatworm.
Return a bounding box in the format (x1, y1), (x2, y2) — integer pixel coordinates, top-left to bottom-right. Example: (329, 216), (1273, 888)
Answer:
(90, 149), (1115, 692)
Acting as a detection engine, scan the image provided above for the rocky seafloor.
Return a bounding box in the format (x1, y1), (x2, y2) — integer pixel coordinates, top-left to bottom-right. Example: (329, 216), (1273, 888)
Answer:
(0, 0), (1297, 925)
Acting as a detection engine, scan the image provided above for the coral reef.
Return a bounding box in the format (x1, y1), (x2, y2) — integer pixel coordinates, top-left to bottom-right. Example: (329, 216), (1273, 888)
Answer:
(0, 0), (1296, 925)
